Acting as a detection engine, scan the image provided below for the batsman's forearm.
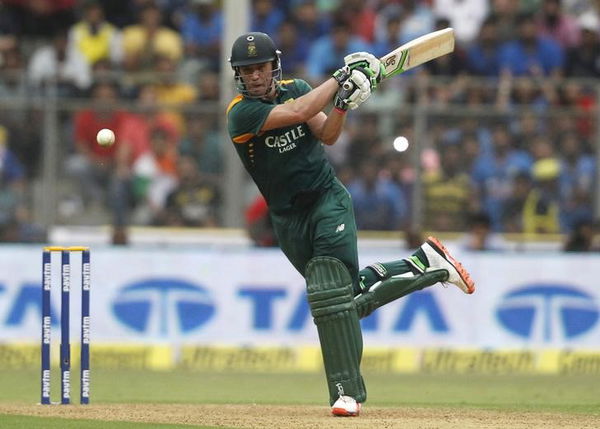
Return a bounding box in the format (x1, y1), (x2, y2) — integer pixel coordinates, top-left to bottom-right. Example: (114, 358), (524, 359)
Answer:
(291, 78), (339, 121)
(320, 109), (346, 145)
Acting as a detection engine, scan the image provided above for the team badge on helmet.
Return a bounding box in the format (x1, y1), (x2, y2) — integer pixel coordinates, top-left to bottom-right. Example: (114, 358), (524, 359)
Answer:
(247, 42), (257, 57)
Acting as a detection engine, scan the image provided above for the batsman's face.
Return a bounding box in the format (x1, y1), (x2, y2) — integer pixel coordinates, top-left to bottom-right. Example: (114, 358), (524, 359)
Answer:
(239, 61), (274, 97)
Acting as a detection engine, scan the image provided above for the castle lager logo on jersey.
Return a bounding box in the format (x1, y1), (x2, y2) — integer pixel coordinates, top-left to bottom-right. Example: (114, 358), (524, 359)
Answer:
(265, 125), (305, 153)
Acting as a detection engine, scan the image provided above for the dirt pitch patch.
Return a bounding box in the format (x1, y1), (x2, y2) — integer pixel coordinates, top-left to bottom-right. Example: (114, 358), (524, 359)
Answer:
(1, 403), (599, 428)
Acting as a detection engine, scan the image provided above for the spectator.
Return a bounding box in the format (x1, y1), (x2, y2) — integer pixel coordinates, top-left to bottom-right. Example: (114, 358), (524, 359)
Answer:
(0, 124), (44, 242)
(117, 83), (180, 168)
(557, 81), (596, 138)
(372, 11), (402, 59)
(511, 110), (545, 148)
(131, 126), (179, 224)
(179, 115), (222, 179)
(471, 124), (533, 231)
(558, 132), (595, 231)
(275, 21), (306, 77)
(252, 0), (285, 35)
(490, 0), (520, 42)
(466, 16), (502, 76)
(502, 171), (533, 233)
(0, 35), (25, 97)
(563, 219), (597, 252)
(305, 17), (371, 83)
(0, 125), (25, 189)
(499, 77), (554, 114)
(499, 12), (564, 77)
(536, 0), (581, 48)
(565, 12), (600, 77)
(151, 55), (197, 133)
(460, 212), (509, 251)
(375, 0), (434, 45)
(434, 0), (489, 44)
(336, 0), (377, 43)
(67, 80), (127, 210)
(348, 158), (408, 231)
(523, 158), (561, 234)
(159, 155), (220, 227)
(28, 30), (91, 96)
(530, 133), (555, 159)
(196, 70), (219, 101)
(292, 0), (331, 50)
(346, 114), (382, 171)
(423, 142), (473, 232)
(122, 2), (183, 71)
(67, 0), (123, 67)
(180, 0), (222, 73)
(112, 84), (179, 227)
(2, 0), (76, 38)
(0, 3), (19, 36)
(461, 132), (481, 173)
(97, 0), (138, 28)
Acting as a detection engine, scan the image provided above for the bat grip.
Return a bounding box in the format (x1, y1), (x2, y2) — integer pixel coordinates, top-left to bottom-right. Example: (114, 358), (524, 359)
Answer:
(342, 81), (354, 91)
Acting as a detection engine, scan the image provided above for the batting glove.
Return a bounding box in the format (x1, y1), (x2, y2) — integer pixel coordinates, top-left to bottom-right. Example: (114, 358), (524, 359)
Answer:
(334, 69), (372, 111)
(344, 51), (382, 90)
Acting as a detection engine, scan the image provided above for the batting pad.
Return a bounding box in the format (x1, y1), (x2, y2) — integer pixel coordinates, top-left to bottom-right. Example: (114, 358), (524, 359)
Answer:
(354, 269), (448, 319)
(306, 257), (367, 405)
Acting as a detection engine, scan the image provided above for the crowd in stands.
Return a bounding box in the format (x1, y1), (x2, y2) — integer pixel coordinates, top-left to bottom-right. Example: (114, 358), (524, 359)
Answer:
(0, 0), (598, 247)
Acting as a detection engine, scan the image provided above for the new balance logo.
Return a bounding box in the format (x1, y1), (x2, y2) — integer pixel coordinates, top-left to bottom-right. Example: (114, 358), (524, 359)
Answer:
(336, 224), (345, 233)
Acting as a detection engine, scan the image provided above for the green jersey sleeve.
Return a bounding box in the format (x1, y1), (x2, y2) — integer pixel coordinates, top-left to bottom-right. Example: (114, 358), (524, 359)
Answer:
(227, 97), (276, 143)
(293, 79), (313, 96)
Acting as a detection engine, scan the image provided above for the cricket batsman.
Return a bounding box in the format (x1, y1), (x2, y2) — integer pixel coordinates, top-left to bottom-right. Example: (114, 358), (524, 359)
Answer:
(226, 32), (475, 416)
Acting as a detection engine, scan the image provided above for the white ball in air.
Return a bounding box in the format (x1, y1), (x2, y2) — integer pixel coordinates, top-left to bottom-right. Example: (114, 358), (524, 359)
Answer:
(393, 136), (409, 152)
(96, 128), (115, 146)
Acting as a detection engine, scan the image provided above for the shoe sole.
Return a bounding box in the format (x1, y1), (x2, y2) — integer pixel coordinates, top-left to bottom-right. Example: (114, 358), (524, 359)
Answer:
(426, 236), (475, 294)
(332, 403), (361, 417)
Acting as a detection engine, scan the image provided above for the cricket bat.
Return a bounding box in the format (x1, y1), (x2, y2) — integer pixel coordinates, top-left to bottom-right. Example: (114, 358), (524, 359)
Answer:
(380, 28), (455, 79)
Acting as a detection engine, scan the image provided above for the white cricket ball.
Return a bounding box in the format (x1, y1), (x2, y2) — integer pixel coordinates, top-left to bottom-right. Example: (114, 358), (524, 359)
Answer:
(393, 136), (409, 152)
(96, 128), (115, 146)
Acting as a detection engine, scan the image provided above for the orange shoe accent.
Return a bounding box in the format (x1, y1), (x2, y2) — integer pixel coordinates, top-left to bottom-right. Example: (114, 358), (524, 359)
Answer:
(332, 402), (361, 417)
(426, 236), (476, 294)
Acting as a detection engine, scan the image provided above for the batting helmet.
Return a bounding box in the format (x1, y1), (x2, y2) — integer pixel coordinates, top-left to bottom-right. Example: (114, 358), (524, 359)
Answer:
(229, 32), (281, 67)
(229, 32), (282, 97)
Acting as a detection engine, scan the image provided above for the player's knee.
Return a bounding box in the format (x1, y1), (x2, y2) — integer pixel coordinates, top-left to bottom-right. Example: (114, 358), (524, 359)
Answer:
(305, 256), (354, 318)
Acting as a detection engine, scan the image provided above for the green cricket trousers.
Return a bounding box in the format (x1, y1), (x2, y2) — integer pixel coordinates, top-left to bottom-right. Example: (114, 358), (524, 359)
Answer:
(270, 178), (360, 290)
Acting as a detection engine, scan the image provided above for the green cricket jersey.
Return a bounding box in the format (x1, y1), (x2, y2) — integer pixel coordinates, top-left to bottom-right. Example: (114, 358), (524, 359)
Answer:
(226, 79), (335, 213)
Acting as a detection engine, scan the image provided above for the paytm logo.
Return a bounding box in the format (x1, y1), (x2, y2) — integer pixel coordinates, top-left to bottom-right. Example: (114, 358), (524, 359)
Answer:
(496, 284), (599, 342)
(112, 279), (215, 337)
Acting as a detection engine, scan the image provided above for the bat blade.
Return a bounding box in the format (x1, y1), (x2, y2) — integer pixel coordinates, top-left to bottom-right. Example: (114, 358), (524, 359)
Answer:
(380, 28), (455, 79)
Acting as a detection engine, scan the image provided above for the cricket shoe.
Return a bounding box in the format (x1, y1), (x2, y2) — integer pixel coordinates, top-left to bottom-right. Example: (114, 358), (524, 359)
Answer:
(331, 395), (361, 417)
(421, 236), (475, 294)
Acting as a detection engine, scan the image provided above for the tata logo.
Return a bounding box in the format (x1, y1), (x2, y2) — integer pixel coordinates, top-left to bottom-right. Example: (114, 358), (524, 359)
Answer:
(112, 279), (215, 336)
(496, 284), (599, 342)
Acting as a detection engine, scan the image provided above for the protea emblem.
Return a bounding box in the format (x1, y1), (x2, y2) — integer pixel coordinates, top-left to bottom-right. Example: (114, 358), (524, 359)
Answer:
(248, 42), (257, 57)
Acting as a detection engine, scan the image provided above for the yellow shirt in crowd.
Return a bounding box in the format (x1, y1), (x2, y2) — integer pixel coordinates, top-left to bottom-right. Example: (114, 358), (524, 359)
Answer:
(122, 25), (183, 62)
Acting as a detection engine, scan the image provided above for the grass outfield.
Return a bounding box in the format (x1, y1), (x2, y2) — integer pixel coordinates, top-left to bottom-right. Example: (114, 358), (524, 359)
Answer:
(1, 370), (599, 428)
(1, 369), (600, 410)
